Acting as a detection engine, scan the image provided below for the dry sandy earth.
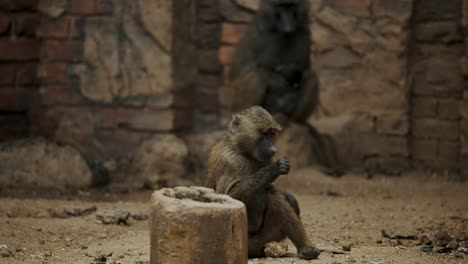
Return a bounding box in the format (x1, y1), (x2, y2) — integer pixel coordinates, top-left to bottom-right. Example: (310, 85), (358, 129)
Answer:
(0, 168), (467, 264)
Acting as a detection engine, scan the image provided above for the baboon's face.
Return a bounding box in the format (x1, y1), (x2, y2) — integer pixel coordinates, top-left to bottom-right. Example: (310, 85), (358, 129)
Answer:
(260, 0), (308, 35)
(230, 107), (281, 162)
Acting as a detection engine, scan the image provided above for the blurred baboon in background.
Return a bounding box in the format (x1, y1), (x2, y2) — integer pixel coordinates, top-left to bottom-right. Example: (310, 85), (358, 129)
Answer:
(227, 0), (344, 176)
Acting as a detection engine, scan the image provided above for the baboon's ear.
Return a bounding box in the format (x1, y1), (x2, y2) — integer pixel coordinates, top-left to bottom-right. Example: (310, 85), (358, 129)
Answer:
(231, 115), (241, 134)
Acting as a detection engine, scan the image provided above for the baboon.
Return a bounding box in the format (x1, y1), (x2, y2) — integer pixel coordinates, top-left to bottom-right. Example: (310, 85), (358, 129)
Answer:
(227, 0), (344, 176)
(205, 106), (320, 260)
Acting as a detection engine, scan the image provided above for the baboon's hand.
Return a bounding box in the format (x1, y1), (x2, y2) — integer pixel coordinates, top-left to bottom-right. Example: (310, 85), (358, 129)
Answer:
(275, 158), (291, 175)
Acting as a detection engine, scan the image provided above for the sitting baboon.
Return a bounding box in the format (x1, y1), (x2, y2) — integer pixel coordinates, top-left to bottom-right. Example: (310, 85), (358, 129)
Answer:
(227, 0), (344, 176)
(205, 106), (320, 260)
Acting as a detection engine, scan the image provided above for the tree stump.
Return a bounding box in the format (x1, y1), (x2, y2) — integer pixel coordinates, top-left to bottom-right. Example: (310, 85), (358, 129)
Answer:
(150, 186), (247, 264)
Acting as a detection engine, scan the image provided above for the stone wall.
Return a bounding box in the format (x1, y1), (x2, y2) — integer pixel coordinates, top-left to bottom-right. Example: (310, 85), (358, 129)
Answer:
(409, 0), (464, 174)
(30, 0), (197, 160)
(0, 0), (40, 141)
(461, 0), (468, 178)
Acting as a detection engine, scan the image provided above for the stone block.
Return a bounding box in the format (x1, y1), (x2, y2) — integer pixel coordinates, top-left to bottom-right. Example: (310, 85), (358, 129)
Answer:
(150, 187), (247, 264)
(0, 88), (32, 111)
(14, 14), (40, 36)
(219, 45), (235, 65)
(37, 16), (83, 39)
(412, 118), (459, 140)
(40, 40), (82, 61)
(328, 0), (370, 17)
(438, 140), (460, 160)
(38, 63), (69, 83)
(0, 0), (38, 11)
(16, 63), (38, 85)
(37, 0), (66, 17)
(220, 0), (252, 23)
(235, 0), (259, 11)
(437, 99), (460, 120)
(413, 0), (460, 22)
(39, 85), (82, 105)
(361, 134), (408, 156)
(198, 49), (221, 74)
(373, 0), (413, 21)
(0, 39), (39, 61)
(0, 138), (92, 190)
(413, 97), (437, 118)
(221, 23), (248, 45)
(67, 0), (112, 15)
(411, 138), (438, 160)
(0, 64), (16, 85)
(414, 21), (462, 43)
(0, 13), (9, 34)
(316, 46), (360, 68)
(376, 114), (408, 136)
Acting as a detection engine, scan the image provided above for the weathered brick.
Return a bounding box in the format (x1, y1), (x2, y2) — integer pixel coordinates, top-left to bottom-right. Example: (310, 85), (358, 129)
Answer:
(438, 140), (460, 160)
(40, 40), (82, 61)
(376, 114), (408, 136)
(0, 88), (32, 111)
(219, 45), (235, 65)
(195, 23), (220, 49)
(414, 21), (462, 44)
(67, 0), (112, 15)
(37, 17), (82, 39)
(0, 0), (37, 11)
(411, 138), (438, 160)
(38, 63), (68, 83)
(412, 118), (459, 140)
(95, 108), (179, 132)
(96, 128), (146, 156)
(14, 14), (40, 36)
(413, 0), (460, 22)
(413, 97), (437, 117)
(221, 23), (247, 45)
(460, 99), (468, 119)
(361, 134), (408, 156)
(220, 0), (252, 23)
(0, 64), (16, 85)
(413, 159), (459, 172)
(199, 6), (220, 22)
(196, 74), (222, 93)
(328, 0), (370, 16)
(0, 114), (29, 141)
(437, 99), (460, 120)
(39, 85), (82, 105)
(373, 0), (412, 18)
(0, 39), (39, 60)
(461, 120), (468, 135)
(0, 13), (10, 34)
(16, 63), (38, 85)
(198, 49), (221, 73)
(460, 56), (468, 76)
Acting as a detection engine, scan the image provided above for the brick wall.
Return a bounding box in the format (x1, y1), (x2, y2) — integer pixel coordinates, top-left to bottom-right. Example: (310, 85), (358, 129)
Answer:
(0, 0), (39, 141)
(30, 0), (198, 160)
(409, 0), (464, 174)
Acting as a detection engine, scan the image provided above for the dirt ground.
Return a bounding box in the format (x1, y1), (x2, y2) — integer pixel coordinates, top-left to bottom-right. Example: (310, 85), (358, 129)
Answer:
(0, 168), (467, 264)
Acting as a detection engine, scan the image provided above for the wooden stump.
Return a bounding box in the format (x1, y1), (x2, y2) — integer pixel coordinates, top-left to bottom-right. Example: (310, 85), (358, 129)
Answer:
(150, 186), (247, 264)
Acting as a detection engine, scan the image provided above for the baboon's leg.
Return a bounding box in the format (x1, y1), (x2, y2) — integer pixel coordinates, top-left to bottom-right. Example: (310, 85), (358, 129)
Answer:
(266, 192), (320, 260)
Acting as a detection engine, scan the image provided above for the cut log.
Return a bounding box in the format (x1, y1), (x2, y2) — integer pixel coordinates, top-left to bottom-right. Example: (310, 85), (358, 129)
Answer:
(150, 186), (247, 264)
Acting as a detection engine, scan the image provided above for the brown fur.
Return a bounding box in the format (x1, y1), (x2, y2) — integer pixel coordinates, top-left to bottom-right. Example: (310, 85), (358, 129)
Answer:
(205, 106), (320, 260)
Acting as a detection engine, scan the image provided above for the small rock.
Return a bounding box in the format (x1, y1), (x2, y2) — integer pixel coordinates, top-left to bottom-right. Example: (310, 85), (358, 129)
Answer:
(434, 230), (452, 247)
(264, 241), (289, 258)
(131, 214), (149, 221)
(376, 240), (382, 244)
(342, 244), (352, 251)
(447, 240), (459, 250)
(420, 245), (433, 253)
(96, 209), (130, 225)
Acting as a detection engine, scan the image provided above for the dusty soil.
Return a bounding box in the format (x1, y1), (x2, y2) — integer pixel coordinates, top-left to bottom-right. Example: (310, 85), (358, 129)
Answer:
(0, 168), (467, 264)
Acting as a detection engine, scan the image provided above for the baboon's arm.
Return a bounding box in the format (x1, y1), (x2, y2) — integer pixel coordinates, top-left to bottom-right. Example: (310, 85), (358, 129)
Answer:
(226, 160), (289, 203)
